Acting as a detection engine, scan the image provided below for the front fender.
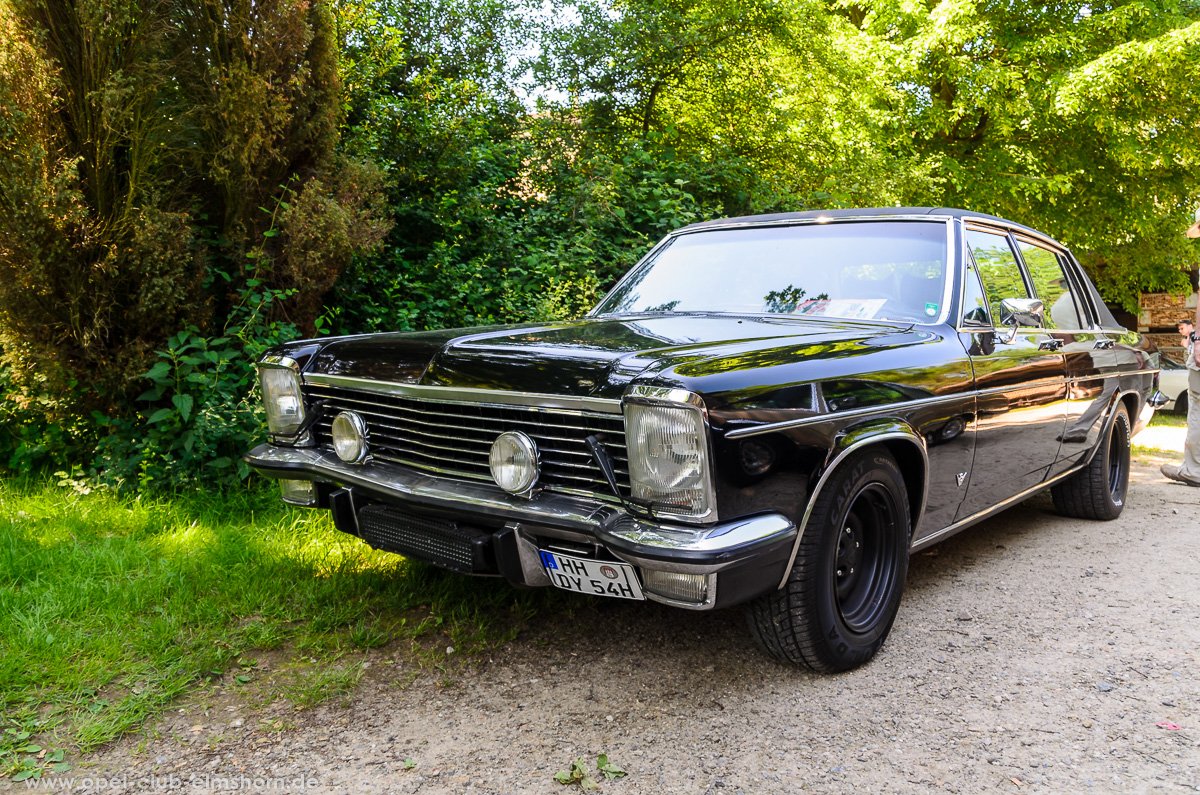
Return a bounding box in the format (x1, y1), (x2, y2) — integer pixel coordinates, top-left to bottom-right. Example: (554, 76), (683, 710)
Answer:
(776, 420), (929, 590)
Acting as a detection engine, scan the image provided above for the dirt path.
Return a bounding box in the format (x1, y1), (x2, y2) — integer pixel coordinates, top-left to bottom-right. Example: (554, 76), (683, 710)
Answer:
(11, 460), (1199, 794)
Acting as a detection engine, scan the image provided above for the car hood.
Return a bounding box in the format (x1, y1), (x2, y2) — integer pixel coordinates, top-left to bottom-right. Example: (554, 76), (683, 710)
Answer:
(299, 313), (925, 401)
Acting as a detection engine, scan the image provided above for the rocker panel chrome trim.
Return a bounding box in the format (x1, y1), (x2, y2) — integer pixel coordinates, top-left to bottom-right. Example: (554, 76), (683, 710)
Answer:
(910, 462), (1085, 552)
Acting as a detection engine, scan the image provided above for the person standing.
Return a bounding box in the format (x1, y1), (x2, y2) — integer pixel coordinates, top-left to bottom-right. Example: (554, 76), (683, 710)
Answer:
(1161, 208), (1200, 485)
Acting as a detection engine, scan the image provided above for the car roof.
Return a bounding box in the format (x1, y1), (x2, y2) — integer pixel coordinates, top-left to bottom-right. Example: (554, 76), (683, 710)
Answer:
(677, 207), (1055, 244)
(675, 206), (1126, 329)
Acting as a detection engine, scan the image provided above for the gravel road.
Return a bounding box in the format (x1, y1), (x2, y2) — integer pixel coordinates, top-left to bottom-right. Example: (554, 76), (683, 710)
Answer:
(14, 458), (1199, 794)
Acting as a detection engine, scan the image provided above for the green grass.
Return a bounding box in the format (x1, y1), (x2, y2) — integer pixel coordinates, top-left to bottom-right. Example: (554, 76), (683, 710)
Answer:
(1148, 410), (1187, 427)
(0, 479), (570, 778)
(1133, 408), (1187, 457)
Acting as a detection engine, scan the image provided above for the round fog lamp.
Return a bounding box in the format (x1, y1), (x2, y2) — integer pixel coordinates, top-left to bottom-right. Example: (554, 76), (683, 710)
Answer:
(331, 411), (368, 463)
(489, 431), (539, 494)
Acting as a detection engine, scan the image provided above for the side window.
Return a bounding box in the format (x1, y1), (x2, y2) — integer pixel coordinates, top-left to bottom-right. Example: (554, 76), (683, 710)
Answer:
(961, 263), (990, 327)
(964, 229), (1030, 325)
(1015, 239), (1083, 330)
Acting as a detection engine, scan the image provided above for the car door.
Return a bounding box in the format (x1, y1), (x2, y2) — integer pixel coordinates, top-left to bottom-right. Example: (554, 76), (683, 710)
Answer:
(954, 225), (1068, 522)
(1011, 235), (1117, 476)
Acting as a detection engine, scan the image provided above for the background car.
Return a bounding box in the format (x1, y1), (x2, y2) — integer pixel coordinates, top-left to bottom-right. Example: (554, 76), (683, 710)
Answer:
(245, 207), (1165, 673)
(1158, 352), (1190, 413)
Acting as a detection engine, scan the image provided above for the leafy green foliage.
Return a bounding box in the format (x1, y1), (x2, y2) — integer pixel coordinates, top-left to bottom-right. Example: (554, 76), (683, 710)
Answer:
(554, 758), (600, 789)
(846, 0), (1200, 309)
(1, 725), (69, 782)
(93, 333), (263, 491)
(0, 0), (387, 487)
(90, 269), (305, 490)
(0, 2), (201, 403)
(554, 754), (624, 789)
(0, 362), (93, 474)
(596, 754), (626, 779)
(2, 0), (1199, 488)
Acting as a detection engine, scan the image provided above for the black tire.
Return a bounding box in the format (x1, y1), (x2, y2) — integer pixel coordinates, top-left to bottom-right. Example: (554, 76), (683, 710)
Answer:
(1175, 392), (1188, 414)
(744, 448), (910, 672)
(1050, 402), (1130, 521)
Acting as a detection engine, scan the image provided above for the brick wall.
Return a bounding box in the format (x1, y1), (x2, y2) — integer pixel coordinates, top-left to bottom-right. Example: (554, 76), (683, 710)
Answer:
(1138, 292), (1197, 332)
(1148, 334), (1186, 356)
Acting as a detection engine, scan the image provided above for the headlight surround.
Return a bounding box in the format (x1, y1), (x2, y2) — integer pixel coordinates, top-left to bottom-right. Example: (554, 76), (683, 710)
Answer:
(623, 388), (715, 522)
(259, 356), (306, 440)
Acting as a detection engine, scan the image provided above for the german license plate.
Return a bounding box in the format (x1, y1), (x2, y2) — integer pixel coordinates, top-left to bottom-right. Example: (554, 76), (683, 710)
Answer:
(539, 551), (645, 600)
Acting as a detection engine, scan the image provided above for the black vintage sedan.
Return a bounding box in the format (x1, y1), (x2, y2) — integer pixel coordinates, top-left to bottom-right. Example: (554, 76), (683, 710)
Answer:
(245, 208), (1167, 672)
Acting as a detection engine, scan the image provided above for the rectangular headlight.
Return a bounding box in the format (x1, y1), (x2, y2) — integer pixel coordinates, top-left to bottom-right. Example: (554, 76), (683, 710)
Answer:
(624, 398), (713, 519)
(259, 358), (306, 438)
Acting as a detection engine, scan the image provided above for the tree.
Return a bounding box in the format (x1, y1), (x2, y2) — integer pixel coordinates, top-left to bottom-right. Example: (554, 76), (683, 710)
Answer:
(0, 0), (389, 412)
(845, 0), (1200, 309)
(0, 0), (199, 400)
(171, 0), (390, 330)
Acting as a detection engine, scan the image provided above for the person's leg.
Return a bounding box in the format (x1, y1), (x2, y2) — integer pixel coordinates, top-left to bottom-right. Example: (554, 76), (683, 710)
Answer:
(1178, 368), (1200, 480)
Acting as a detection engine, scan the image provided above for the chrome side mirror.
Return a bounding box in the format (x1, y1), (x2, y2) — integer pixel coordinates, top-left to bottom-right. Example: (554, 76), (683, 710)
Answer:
(998, 297), (1044, 343)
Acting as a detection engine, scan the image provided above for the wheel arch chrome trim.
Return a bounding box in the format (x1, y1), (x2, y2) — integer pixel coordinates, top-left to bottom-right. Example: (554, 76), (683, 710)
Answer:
(776, 423), (929, 590)
(1081, 387), (1139, 468)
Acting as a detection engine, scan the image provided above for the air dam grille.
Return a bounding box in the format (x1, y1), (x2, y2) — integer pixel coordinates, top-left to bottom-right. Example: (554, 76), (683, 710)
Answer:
(307, 384), (630, 501)
(357, 504), (494, 574)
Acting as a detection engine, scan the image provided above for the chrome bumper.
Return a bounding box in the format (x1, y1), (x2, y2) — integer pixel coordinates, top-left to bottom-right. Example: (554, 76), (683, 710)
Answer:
(244, 444), (796, 574)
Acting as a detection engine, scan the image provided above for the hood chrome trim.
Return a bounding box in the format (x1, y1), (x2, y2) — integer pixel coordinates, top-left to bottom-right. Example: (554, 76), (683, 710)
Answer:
(302, 373), (623, 415)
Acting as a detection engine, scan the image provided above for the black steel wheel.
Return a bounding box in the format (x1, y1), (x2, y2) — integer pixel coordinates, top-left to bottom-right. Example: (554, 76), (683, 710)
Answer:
(1051, 402), (1130, 521)
(1175, 392), (1188, 415)
(745, 448), (910, 672)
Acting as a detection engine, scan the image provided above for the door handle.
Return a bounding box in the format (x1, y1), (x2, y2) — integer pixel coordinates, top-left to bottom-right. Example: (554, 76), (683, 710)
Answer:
(1038, 338), (1063, 351)
(1093, 338), (1115, 350)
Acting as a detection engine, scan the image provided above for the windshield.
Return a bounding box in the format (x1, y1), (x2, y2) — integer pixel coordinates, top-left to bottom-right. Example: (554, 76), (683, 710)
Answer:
(594, 221), (949, 323)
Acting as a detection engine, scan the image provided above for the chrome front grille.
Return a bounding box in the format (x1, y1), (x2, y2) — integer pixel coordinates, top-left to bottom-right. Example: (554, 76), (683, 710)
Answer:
(306, 384), (630, 502)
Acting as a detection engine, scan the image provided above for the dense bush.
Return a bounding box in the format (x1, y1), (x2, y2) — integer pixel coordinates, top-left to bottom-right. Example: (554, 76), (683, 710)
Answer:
(90, 281), (305, 491)
(333, 132), (776, 333)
